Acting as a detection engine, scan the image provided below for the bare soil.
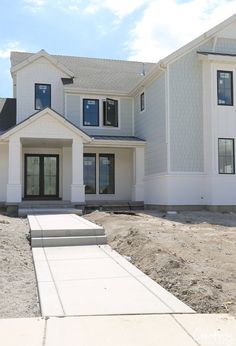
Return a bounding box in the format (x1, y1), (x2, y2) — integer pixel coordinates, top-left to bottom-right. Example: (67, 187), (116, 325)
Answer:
(84, 210), (236, 315)
(0, 215), (40, 318)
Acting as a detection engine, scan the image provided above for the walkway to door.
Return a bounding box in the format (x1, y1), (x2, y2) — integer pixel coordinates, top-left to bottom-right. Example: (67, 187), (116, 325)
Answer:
(30, 214), (194, 317)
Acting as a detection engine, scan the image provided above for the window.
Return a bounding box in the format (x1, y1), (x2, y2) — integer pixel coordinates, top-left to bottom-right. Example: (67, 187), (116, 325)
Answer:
(218, 139), (235, 174)
(83, 154), (96, 194)
(217, 71), (233, 106)
(140, 92), (145, 111)
(99, 154), (115, 194)
(83, 99), (99, 126)
(35, 84), (51, 110)
(103, 98), (118, 127)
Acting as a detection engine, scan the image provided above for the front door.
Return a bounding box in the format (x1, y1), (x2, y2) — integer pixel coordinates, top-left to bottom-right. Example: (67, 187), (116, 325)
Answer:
(24, 154), (59, 199)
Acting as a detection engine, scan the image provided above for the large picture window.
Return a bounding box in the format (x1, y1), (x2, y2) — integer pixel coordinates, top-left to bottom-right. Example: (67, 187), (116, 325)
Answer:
(83, 99), (99, 126)
(103, 99), (118, 127)
(218, 138), (235, 174)
(83, 154), (96, 194)
(217, 71), (233, 106)
(99, 154), (115, 194)
(35, 84), (51, 110)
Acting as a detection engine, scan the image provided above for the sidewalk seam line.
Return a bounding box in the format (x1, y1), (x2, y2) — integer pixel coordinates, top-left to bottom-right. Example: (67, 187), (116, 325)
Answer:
(171, 315), (201, 346)
(99, 246), (177, 313)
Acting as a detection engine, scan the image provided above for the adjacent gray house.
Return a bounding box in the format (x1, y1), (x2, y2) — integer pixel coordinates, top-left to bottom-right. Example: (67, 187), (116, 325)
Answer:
(1, 14), (236, 212)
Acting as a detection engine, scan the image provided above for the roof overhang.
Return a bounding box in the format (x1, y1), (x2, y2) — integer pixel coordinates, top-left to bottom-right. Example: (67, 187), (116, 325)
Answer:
(197, 51), (236, 63)
(11, 49), (74, 77)
(0, 108), (91, 143)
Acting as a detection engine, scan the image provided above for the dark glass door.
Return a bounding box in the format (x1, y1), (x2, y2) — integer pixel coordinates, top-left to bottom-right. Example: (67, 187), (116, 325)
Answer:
(25, 154), (59, 199)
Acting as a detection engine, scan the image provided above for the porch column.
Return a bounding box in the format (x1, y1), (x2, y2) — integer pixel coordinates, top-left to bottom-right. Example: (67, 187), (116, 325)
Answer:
(71, 138), (85, 203)
(132, 147), (145, 201)
(6, 138), (22, 203)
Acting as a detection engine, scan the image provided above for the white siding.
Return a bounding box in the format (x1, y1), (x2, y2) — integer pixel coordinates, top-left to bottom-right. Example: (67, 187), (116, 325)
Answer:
(0, 144), (8, 202)
(66, 94), (133, 136)
(16, 57), (68, 123)
(134, 73), (167, 175)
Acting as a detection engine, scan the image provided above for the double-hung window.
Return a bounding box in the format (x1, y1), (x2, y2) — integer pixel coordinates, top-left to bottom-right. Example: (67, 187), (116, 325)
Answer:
(83, 99), (99, 126)
(35, 84), (51, 110)
(217, 71), (233, 106)
(218, 138), (235, 174)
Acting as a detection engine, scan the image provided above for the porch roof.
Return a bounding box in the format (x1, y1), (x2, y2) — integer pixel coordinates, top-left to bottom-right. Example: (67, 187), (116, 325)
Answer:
(88, 135), (146, 148)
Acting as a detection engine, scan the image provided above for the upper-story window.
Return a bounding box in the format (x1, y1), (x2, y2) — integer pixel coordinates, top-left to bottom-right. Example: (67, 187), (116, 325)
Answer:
(217, 71), (233, 106)
(83, 99), (99, 126)
(35, 84), (51, 110)
(103, 98), (118, 127)
(140, 92), (145, 111)
(83, 98), (118, 127)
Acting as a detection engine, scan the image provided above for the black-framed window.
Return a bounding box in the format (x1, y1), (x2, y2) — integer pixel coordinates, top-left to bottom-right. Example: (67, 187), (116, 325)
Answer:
(35, 84), (51, 110)
(83, 154), (96, 194)
(218, 138), (235, 174)
(83, 99), (99, 126)
(217, 71), (233, 106)
(140, 92), (145, 111)
(99, 154), (115, 194)
(103, 98), (118, 127)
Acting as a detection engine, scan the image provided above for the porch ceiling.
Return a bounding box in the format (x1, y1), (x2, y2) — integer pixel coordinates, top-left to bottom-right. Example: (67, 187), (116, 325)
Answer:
(21, 137), (72, 148)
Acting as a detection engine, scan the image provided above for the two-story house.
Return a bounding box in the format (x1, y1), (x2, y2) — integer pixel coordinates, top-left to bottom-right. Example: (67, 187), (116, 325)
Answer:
(1, 14), (236, 212)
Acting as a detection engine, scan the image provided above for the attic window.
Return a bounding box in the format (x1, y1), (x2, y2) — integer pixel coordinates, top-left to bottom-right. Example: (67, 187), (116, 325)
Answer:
(103, 98), (118, 127)
(35, 84), (51, 110)
(61, 78), (74, 85)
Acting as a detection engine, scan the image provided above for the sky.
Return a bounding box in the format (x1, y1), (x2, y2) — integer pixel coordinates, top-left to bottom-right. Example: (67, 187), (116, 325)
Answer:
(0, 0), (236, 97)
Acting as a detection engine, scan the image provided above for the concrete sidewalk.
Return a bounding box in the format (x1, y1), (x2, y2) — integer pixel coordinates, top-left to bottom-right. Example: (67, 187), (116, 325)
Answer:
(32, 244), (194, 316)
(1, 314), (235, 346)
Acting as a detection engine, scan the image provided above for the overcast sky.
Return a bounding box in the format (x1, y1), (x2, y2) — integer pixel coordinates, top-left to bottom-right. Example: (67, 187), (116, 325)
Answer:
(0, 0), (235, 97)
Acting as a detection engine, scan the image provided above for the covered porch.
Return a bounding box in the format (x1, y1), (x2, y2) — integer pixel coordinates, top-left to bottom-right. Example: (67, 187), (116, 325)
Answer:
(0, 108), (145, 207)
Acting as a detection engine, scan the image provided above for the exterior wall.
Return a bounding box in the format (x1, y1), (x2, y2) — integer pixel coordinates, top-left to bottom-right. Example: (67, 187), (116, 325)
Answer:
(168, 49), (204, 172)
(134, 73), (167, 176)
(202, 56), (236, 205)
(16, 57), (68, 123)
(0, 144), (8, 202)
(66, 94), (133, 136)
(84, 147), (133, 201)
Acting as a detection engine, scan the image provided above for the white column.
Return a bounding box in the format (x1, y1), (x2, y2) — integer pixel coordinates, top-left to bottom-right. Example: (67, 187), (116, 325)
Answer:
(6, 138), (22, 203)
(132, 147), (145, 201)
(71, 138), (85, 203)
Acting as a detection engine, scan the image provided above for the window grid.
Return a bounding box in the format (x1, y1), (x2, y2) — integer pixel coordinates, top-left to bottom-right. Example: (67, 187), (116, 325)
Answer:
(218, 138), (235, 174)
(217, 71), (233, 106)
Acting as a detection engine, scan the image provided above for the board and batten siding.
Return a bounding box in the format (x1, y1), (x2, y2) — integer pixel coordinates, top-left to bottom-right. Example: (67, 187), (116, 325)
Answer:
(16, 57), (68, 124)
(66, 94), (133, 136)
(134, 73), (167, 176)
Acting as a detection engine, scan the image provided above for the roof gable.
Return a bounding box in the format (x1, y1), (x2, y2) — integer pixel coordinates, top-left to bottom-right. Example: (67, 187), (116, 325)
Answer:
(0, 108), (91, 142)
(11, 49), (74, 77)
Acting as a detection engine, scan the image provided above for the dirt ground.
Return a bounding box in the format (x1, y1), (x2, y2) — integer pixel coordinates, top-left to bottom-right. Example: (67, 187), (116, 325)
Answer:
(0, 215), (40, 318)
(84, 210), (236, 315)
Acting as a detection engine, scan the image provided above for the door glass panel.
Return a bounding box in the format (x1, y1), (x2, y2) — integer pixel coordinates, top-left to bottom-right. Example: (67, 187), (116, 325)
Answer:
(44, 157), (57, 195)
(99, 154), (115, 194)
(26, 156), (40, 196)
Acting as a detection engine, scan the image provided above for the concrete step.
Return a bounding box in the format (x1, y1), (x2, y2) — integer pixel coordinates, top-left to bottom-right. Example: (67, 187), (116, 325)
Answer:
(19, 208), (82, 217)
(31, 227), (105, 238)
(31, 235), (107, 247)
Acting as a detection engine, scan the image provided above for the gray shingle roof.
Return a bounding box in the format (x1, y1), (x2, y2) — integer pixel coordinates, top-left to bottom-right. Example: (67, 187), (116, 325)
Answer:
(91, 135), (145, 141)
(11, 51), (156, 93)
(0, 98), (16, 131)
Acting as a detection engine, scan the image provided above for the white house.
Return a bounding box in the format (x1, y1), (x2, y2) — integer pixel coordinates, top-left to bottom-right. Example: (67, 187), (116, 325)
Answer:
(1, 14), (236, 212)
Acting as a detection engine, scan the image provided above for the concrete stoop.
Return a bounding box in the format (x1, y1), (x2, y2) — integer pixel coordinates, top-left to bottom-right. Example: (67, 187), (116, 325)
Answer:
(29, 214), (107, 247)
(19, 207), (83, 217)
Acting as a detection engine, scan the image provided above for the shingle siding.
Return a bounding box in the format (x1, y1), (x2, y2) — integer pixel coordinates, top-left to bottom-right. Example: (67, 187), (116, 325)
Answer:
(134, 73), (167, 175)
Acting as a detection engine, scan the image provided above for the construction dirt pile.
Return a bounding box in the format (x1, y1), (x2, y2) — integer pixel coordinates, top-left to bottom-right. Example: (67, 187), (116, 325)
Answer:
(0, 215), (40, 318)
(85, 210), (236, 315)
